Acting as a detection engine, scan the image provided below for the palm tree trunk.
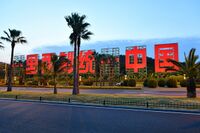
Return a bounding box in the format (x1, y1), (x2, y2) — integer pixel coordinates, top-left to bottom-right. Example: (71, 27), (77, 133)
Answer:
(53, 73), (57, 94)
(72, 40), (78, 95)
(7, 44), (15, 91)
(76, 44), (80, 94)
(187, 78), (196, 98)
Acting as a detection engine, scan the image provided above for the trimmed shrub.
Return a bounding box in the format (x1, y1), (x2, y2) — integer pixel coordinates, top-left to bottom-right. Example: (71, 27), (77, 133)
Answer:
(49, 80), (55, 86)
(148, 79), (158, 88)
(143, 79), (149, 87)
(121, 80), (128, 86)
(180, 79), (187, 87)
(26, 81), (33, 86)
(32, 80), (38, 86)
(166, 78), (177, 88)
(127, 79), (136, 87)
(68, 80), (73, 86)
(83, 80), (93, 86)
(26, 80), (38, 86)
(158, 79), (166, 87)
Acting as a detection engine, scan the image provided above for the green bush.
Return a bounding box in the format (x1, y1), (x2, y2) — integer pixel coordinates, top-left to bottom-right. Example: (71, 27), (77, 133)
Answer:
(68, 80), (73, 86)
(143, 79), (148, 87)
(121, 80), (128, 86)
(180, 79), (187, 87)
(59, 80), (67, 86)
(158, 79), (166, 87)
(166, 78), (177, 88)
(26, 80), (38, 86)
(127, 79), (136, 87)
(169, 75), (184, 82)
(148, 79), (158, 88)
(83, 80), (93, 86)
(32, 80), (38, 86)
(26, 81), (33, 86)
(49, 80), (55, 86)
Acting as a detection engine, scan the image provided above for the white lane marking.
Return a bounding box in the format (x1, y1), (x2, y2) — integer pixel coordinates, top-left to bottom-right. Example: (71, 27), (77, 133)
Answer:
(0, 99), (200, 116)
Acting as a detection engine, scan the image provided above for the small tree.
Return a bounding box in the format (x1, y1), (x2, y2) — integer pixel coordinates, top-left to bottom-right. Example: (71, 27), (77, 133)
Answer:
(51, 55), (69, 94)
(167, 48), (200, 98)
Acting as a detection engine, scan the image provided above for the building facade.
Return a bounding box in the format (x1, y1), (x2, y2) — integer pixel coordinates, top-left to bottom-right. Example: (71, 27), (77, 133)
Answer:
(155, 43), (179, 72)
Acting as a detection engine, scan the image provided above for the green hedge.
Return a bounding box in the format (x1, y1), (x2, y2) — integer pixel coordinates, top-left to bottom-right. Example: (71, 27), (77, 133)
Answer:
(158, 79), (166, 87)
(166, 78), (177, 88)
(180, 79), (187, 87)
(127, 79), (136, 87)
(143, 79), (148, 87)
(148, 79), (158, 88)
(83, 80), (93, 86)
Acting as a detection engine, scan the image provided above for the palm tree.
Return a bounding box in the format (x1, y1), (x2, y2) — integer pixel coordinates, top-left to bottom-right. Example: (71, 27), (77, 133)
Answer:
(51, 55), (69, 94)
(1, 29), (27, 91)
(65, 13), (93, 95)
(167, 48), (200, 98)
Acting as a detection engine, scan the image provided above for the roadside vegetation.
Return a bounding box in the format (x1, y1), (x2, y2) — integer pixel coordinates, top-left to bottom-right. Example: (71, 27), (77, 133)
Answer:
(0, 91), (200, 110)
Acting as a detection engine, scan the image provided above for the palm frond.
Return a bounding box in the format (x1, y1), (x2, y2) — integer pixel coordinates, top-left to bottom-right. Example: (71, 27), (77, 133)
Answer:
(167, 58), (185, 70)
(9, 29), (21, 39)
(81, 31), (93, 40)
(3, 31), (10, 39)
(1, 37), (11, 42)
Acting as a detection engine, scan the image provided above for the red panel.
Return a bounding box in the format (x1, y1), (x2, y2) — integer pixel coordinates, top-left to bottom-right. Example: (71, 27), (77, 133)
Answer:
(60, 50), (95, 74)
(42, 53), (55, 73)
(155, 43), (179, 72)
(125, 46), (147, 72)
(79, 50), (95, 74)
(60, 51), (73, 73)
(26, 54), (38, 75)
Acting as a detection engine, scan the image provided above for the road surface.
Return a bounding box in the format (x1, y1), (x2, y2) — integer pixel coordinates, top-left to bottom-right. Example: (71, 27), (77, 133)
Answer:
(1, 86), (200, 96)
(0, 100), (200, 133)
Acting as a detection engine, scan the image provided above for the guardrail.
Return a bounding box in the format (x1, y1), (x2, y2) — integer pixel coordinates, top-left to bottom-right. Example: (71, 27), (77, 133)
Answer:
(10, 95), (200, 110)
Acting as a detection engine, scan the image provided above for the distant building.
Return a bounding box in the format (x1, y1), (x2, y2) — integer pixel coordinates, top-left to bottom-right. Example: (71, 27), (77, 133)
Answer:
(154, 43), (179, 72)
(125, 45), (147, 74)
(26, 54), (39, 75)
(13, 55), (25, 68)
(100, 48), (120, 80)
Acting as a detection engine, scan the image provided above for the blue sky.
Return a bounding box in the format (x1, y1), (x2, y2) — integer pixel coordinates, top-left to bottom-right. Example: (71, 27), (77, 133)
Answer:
(0, 0), (200, 63)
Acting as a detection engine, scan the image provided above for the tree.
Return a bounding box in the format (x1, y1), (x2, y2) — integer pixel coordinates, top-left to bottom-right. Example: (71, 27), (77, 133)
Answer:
(1, 29), (27, 91)
(51, 55), (69, 94)
(65, 13), (93, 95)
(167, 48), (200, 98)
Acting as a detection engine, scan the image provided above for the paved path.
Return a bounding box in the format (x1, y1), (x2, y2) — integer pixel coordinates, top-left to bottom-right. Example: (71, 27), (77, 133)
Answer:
(0, 100), (200, 133)
(0, 87), (200, 96)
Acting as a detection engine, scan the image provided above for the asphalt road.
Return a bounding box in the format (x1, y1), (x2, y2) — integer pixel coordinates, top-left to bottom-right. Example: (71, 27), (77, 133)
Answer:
(1, 86), (200, 96)
(0, 100), (200, 133)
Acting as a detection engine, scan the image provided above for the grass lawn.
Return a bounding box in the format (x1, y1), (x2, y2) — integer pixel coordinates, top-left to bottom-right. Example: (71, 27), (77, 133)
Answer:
(0, 90), (200, 110)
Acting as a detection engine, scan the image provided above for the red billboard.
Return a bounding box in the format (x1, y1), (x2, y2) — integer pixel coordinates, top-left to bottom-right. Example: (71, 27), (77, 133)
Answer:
(155, 43), (179, 72)
(125, 45), (147, 73)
